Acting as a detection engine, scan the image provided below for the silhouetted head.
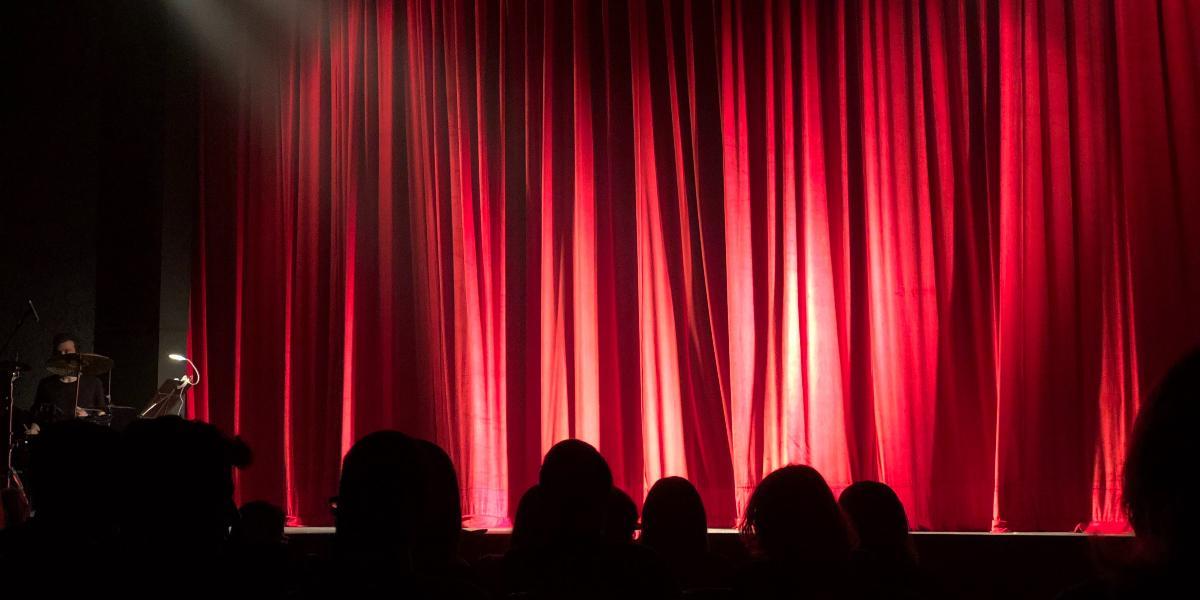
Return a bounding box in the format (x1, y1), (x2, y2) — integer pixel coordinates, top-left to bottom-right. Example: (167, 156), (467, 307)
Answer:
(741, 465), (852, 563)
(641, 476), (708, 556)
(119, 416), (250, 554)
(25, 420), (119, 529)
(412, 438), (462, 569)
(232, 501), (286, 546)
(336, 430), (422, 558)
(603, 487), (638, 544)
(839, 481), (915, 564)
(539, 439), (613, 500)
(1124, 348), (1200, 562)
(538, 439), (613, 540)
(511, 484), (551, 550)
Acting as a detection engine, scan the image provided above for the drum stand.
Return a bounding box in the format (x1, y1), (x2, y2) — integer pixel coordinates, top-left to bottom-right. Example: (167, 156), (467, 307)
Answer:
(1, 305), (36, 492)
(4, 368), (24, 492)
(72, 362), (82, 418)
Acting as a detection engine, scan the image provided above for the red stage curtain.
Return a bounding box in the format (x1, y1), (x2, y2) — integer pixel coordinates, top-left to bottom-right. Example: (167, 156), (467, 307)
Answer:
(188, 0), (1200, 530)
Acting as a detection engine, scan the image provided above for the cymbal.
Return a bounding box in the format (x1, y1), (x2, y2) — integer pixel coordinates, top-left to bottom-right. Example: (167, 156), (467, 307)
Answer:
(46, 352), (114, 377)
(0, 360), (31, 373)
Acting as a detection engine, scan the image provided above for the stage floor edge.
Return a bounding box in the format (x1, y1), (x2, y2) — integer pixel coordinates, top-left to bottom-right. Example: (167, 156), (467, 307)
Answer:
(284, 527), (1132, 537)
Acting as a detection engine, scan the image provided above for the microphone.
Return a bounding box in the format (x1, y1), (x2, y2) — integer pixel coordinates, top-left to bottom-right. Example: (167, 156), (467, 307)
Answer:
(27, 300), (40, 323)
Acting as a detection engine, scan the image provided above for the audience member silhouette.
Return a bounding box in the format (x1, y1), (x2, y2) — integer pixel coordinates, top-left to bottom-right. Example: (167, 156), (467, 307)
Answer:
(229, 500), (291, 597)
(1059, 348), (1200, 599)
(471, 482), (544, 597)
(0, 420), (119, 594)
(840, 481), (939, 599)
(735, 465), (859, 599)
(232, 500), (287, 547)
(604, 486), (638, 544)
(510, 483), (551, 551)
(333, 430), (421, 567)
(641, 476), (732, 593)
(321, 430), (485, 598)
(539, 439), (614, 541)
(411, 438), (480, 585)
(117, 416), (250, 598)
(502, 439), (677, 598)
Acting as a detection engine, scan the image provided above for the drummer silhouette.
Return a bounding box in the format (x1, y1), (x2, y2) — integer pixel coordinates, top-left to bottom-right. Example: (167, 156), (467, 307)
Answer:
(29, 333), (108, 432)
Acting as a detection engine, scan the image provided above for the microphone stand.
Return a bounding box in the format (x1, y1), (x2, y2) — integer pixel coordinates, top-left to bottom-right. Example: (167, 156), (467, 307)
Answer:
(0, 304), (34, 361)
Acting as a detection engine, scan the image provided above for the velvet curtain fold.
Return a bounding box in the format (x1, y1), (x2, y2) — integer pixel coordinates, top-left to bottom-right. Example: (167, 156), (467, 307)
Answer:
(189, 0), (1200, 529)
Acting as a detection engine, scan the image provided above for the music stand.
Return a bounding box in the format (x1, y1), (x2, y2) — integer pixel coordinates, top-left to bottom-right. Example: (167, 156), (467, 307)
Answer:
(140, 378), (192, 419)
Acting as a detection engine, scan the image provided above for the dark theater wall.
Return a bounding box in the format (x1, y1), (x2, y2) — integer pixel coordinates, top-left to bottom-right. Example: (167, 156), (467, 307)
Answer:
(2, 0), (197, 412)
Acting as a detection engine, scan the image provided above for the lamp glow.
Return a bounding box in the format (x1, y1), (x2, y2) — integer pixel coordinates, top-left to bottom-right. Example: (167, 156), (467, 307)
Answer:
(167, 353), (201, 388)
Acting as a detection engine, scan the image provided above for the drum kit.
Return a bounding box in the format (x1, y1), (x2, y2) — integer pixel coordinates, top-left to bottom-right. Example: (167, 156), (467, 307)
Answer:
(48, 351), (117, 424)
(3, 352), (118, 490)
(1, 299), (196, 492)
(3, 351), (195, 491)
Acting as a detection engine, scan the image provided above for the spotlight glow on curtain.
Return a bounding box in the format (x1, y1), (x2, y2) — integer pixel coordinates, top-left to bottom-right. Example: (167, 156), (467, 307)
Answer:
(188, 0), (1200, 530)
